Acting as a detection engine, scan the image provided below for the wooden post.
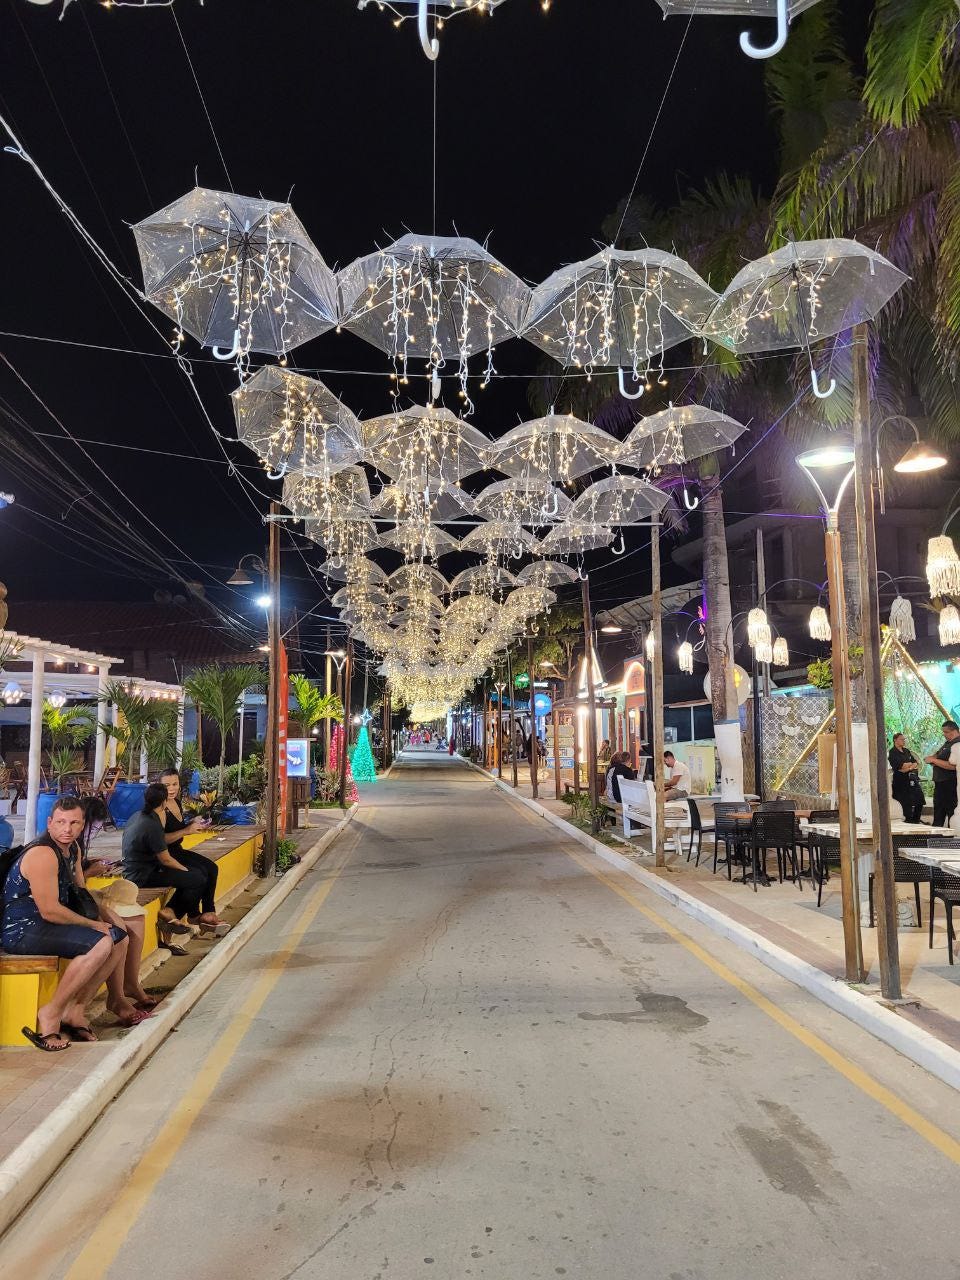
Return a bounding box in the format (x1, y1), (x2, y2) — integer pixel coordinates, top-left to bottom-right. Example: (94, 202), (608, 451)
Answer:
(581, 576), (600, 832)
(338, 639), (353, 809)
(527, 634), (539, 799)
(506, 648), (518, 788)
(651, 522), (666, 867)
(552, 694), (562, 801)
(262, 503), (281, 876)
(572, 710), (582, 795)
(324, 624), (332, 769)
(852, 320), (901, 999)
(495, 682), (503, 779)
(481, 683), (489, 769)
(824, 521), (865, 983)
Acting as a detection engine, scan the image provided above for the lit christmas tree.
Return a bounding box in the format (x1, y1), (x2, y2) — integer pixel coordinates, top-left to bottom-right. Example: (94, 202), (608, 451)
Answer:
(329, 723), (359, 804)
(350, 724), (378, 784)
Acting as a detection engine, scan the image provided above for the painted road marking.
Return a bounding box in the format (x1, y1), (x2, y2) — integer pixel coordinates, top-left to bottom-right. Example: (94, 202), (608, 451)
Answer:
(64, 834), (358, 1280)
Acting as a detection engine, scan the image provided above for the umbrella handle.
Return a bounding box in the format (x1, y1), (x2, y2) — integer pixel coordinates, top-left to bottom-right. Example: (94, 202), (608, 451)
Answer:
(419, 0), (439, 59)
(810, 368), (837, 399)
(739, 0), (788, 59)
(611, 530), (626, 556)
(212, 328), (242, 361)
(683, 486), (700, 511)
(617, 368), (644, 400)
(265, 461), (288, 482)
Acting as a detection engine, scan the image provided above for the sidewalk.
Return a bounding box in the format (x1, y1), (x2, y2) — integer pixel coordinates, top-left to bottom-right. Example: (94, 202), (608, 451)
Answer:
(0, 806), (350, 1172)
(487, 766), (960, 1058)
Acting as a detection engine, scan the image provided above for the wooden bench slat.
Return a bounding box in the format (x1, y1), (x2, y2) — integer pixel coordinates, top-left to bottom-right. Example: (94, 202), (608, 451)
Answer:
(0, 955), (60, 974)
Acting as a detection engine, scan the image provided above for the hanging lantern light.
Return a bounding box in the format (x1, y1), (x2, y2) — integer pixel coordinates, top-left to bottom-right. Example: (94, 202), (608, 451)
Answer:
(808, 604), (831, 641)
(2, 680), (23, 705)
(747, 606), (771, 648)
(772, 637), (789, 668)
(889, 595), (916, 643)
(645, 629), (656, 660)
(927, 536), (960, 598)
(754, 637), (774, 665)
(47, 690), (67, 709)
(939, 605), (960, 646)
(677, 641), (694, 674)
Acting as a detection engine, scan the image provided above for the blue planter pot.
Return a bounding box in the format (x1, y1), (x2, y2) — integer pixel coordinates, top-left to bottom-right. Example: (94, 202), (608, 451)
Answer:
(35, 790), (60, 835)
(107, 782), (147, 828)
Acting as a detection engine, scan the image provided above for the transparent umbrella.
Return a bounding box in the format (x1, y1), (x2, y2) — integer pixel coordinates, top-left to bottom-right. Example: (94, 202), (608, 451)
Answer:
(460, 522), (538, 560)
(449, 564), (518, 593)
(302, 517), (380, 559)
(538, 520), (614, 556)
(568, 476), (670, 528)
(372, 475), (479, 522)
(489, 414), (619, 483)
(378, 524), (462, 559)
(362, 404), (492, 482)
(474, 477), (571, 524)
(653, 0), (822, 60)
(617, 404), (747, 469)
(317, 556), (388, 585)
(523, 247), (718, 398)
(338, 234), (529, 404)
(132, 187), (338, 360)
(281, 466), (371, 521)
(387, 564), (450, 597)
(701, 238), (908, 397)
(232, 367), (362, 479)
(515, 560), (581, 588)
(358, 0), (511, 60)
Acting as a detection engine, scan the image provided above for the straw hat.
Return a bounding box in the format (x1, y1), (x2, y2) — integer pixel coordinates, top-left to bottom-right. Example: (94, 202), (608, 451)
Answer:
(93, 877), (145, 919)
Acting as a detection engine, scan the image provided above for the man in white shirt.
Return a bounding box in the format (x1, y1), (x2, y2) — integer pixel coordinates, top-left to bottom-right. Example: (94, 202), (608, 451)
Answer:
(663, 751), (691, 801)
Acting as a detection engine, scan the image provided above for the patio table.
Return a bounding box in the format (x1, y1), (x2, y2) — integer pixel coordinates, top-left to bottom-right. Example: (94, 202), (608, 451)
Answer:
(898, 846), (960, 873)
(806, 822), (956, 840)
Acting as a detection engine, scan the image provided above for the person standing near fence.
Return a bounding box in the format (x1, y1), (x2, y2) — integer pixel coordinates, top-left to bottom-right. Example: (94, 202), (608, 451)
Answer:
(888, 733), (924, 823)
(925, 720), (960, 828)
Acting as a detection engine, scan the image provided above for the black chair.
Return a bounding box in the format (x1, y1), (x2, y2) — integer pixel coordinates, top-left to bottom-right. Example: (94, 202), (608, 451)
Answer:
(758, 800), (796, 812)
(867, 834), (934, 929)
(924, 838), (960, 963)
(712, 803), (749, 878)
(811, 833), (842, 908)
(744, 809), (800, 891)
(686, 799), (715, 866)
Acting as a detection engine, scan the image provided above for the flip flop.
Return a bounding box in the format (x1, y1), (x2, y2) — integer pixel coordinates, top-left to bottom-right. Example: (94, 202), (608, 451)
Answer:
(158, 919), (193, 937)
(133, 996), (161, 1010)
(22, 1027), (70, 1052)
(61, 1022), (98, 1043)
(112, 1009), (154, 1027)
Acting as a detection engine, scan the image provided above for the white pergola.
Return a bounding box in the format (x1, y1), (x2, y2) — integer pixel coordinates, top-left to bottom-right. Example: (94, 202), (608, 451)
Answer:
(0, 631), (184, 840)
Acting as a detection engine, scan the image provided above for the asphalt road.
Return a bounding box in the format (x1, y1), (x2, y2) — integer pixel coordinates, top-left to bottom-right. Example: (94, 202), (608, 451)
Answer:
(4, 751), (960, 1280)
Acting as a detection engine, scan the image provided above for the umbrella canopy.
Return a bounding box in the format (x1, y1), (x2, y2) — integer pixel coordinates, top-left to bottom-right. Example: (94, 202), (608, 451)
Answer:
(702, 239), (909, 355)
(386, 564), (450, 596)
(449, 564), (518, 593)
(317, 556), (388, 585)
(523, 247), (718, 374)
(568, 476), (670, 525)
(538, 520), (614, 555)
(474, 477), (571, 524)
(281, 466), (371, 521)
(302, 517), (380, 558)
(617, 404), (747, 469)
(489, 414), (619, 482)
(378, 525), (462, 558)
(372, 475), (479, 522)
(362, 404), (492, 482)
(132, 187), (338, 359)
(515, 560), (581, 588)
(460, 522), (538, 559)
(653, 1), (822, 60)
(232, 367), (362, 477)
(338, 234), (530, 385)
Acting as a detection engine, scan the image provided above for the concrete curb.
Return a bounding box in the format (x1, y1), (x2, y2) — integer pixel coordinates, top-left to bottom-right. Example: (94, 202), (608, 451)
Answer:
(0, 803), (360, 1238)
(466, 761), (960, 1094)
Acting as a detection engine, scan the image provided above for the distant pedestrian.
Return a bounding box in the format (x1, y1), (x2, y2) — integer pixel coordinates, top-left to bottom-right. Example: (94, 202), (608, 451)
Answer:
(888, 733), (924, 823)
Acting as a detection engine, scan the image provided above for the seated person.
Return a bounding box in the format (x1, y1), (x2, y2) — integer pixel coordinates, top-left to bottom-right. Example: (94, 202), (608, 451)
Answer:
(159, 768), (228, 935)
(662, 751), (692, 801)
(605, 752), (637, 804)
(121, 783), (206, 947)
(78, 795), (158, 1024)
(1, 796), (128, 1051)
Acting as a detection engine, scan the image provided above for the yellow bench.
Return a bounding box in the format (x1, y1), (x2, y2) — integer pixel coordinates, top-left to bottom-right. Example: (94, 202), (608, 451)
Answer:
(0, 826), (264, 1047)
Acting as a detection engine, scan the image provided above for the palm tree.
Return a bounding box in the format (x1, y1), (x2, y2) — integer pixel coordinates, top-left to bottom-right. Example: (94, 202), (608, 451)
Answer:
(289, 673), (343, 738)
(42, 701), (97, 751)
(183, 665), (265, 797)
(99, 682), (176, 778)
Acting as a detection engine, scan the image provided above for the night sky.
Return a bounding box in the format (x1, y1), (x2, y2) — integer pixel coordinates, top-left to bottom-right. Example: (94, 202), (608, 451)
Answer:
(0, 0), (871, 657)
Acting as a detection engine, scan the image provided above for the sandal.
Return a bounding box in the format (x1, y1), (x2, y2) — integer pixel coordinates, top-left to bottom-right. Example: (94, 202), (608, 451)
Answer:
(112, 1009), (154, 1027)
(61, 1022), (98, 1043)
(22, 1027), (70, 1052)
(158, 917), (193, 937)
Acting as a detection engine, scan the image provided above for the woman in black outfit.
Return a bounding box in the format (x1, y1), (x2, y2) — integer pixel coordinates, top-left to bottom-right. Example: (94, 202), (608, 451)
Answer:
(888, 732), (925, 823)
(159, 768), (230, 934)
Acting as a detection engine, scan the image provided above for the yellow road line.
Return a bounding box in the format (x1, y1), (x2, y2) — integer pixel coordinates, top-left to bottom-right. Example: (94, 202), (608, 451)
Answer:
(65, 837), (357, 1280)
(558, 838), (960, 1166)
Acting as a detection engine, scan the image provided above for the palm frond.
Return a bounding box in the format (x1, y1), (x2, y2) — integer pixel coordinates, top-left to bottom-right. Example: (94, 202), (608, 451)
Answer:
(865, 0), (959, 128)
(289, 673), (343, 730)
(934, 156), (960, 364)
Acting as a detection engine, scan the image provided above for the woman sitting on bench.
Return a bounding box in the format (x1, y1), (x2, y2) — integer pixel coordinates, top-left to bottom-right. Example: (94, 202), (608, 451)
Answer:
(159, 768), (229, 936)
(605, 752), (637, 804)
(122, 784), (207, 949)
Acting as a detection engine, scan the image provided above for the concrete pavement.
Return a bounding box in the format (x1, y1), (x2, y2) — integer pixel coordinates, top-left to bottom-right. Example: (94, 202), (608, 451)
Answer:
(3, 750), (960, 1279)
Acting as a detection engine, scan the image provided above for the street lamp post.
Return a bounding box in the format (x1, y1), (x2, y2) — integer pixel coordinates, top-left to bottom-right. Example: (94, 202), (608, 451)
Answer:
(527, 632), (539, 800)
(338, 639), (353, 809)
(580, 576), (600, 833)
(650, 521), (666, 867)
(797, 438), (863, 982)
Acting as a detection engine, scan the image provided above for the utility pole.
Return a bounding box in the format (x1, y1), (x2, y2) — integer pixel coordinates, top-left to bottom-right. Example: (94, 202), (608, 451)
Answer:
(338, 638), (353, 809)
(581, 576), (600, 832)
(527, 633), (538, 799)
(852, 320), (901, 999)
(506, 647), (518, 788)
(324, 624), (332, 768)
(263, 502), (281, 876)
(651, 522), (666, 867)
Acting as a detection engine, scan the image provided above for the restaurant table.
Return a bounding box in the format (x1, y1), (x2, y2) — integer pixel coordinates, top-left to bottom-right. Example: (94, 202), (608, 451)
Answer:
(898, 846), (960, 873)
(806, 822), (956, 840)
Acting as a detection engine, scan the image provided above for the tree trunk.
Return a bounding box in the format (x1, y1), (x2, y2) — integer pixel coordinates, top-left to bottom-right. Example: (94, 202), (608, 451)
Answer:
(701, 479), (745, 799)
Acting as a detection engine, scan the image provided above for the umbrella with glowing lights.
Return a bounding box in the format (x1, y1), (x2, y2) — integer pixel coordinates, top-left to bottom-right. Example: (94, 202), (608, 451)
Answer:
(232, 367), (362, 479)
(653, 0), (822, 61)
(133, 187), (338, 360)
(488, 415), (619, 483)
(616, 404), (747, 470)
